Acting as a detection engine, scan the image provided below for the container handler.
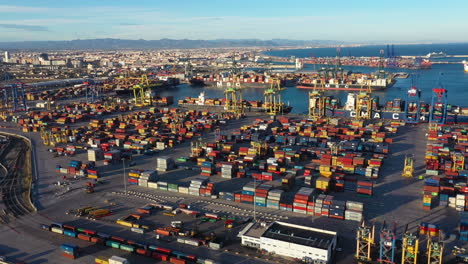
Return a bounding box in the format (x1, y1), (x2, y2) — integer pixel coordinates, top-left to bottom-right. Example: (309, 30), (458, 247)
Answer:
(402, 155), (414, 178)
(85, 182), (95, 193)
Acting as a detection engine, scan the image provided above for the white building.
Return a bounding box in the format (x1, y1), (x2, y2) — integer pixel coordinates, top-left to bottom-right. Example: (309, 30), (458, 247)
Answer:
(239, 221), (337, 264)
(4, 51), (10, 63)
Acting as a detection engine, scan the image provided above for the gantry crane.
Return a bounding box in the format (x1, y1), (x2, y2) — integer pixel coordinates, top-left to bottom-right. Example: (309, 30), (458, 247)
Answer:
(452, 153), (465, 172)
(84, 81), (101, 103)
(264, 78), (285, 116)
(426, 237), (444, 264)
(356, 221), (375, 262)
(429, 87), (448, 125)
(378, 221), (396, 264)
(224, 77), (244, 118)
(2, 82), (28, 112)
(190, 138), (205, 158)
(378, 49), (387, 77)
(402, 155), (415, 178)
(404, 86), (422, 123)
(132, 75), (153, 107)
(251, 140), (269, 158)
(428, 122), (438, 133)
(356, 84), (373, 119)
(308, 87), (327, 120)
(402, 225), (419, 264)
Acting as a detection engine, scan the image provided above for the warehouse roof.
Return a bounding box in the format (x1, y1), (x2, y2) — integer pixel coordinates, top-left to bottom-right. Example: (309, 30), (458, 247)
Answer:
(262, 222), (336, 250)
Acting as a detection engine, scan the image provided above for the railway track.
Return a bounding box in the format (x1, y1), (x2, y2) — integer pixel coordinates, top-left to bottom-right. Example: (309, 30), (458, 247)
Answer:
(0, 136), (35, 224)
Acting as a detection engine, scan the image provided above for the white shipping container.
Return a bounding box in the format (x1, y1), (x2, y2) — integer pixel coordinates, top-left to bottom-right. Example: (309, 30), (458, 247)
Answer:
(185, 239), (201, 246)
(51, 227), (63, 234)
(131, 227), (144, 234)
(109, 256), (129, 264)
(178, 187), (189, 194)
(147, 182), (158, 189)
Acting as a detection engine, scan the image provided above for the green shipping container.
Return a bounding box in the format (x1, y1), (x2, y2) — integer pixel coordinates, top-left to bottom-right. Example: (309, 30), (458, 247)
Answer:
(120, 244), (135, 252)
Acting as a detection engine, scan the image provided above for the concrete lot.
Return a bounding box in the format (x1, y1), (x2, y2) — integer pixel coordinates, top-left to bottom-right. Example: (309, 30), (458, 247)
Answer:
(0, 114), (466, 263)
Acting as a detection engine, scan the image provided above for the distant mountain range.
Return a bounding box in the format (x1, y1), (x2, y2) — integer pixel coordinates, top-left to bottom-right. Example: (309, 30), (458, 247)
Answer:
(0, 38), (346, 50)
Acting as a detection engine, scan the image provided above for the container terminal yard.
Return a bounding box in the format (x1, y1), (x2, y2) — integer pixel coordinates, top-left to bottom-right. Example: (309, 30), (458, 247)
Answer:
(0, 50), (467, 264)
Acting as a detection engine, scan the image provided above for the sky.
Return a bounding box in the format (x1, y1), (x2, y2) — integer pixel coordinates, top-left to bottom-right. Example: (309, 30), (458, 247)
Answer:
(0, 0), (467, 43)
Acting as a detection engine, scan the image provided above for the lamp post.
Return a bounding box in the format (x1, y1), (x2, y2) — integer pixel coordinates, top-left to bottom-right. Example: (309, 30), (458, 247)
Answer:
(253, 175), (256, 222)
(122, 158), (127, 194)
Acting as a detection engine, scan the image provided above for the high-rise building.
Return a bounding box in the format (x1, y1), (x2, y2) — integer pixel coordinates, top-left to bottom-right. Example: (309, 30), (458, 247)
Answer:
(4, 51), (10, 63)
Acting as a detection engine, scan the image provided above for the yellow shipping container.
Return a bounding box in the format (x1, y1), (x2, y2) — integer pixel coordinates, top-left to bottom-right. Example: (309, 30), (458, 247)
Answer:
(116, 220), (133, 227)
(319, 165), (330, 172)
(95, 257), (109, 264)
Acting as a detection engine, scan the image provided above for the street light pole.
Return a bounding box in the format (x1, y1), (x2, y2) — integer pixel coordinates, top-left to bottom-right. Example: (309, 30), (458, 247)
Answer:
(122, 159), (127, 194)
(253, 175), (256, 222)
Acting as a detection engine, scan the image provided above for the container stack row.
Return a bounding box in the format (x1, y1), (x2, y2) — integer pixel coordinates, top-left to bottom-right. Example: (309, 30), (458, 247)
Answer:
(460, 212), (468, 241)
(60, 243), (79, 260)
(45, 222), (216, 264)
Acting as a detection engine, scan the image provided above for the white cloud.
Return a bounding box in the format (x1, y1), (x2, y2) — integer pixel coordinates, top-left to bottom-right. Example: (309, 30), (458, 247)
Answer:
(0, 5), (55, 12)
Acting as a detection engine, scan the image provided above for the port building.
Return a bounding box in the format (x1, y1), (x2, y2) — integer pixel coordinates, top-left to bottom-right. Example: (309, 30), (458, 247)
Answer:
(238, 221), (337, 264)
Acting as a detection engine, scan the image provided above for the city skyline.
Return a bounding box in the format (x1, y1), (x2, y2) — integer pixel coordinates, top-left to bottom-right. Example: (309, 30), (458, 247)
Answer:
(0, 0), (467, 43)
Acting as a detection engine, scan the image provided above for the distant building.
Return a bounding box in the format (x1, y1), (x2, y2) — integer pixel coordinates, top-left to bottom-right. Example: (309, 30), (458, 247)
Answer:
(51, 60), (66, 66)
(38, 53), (49, 61)
(239, 221), (337, 264)
(4, 51), (10, 63)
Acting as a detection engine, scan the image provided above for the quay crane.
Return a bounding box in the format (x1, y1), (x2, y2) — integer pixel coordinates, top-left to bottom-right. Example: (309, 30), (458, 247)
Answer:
(0, 82), (28, 112)
(426, 235), (444, 264)
(355, 84), (374, 120)
(308, 85), (327, 121)
(132, 75), (153, 107)
(356, 221), (375, 262)
(429, 76), (448, 124)
(224, 77), (244, 118)
(401, 225), (419, 264)
(378, 221), (396, 264)
(84, 81), (102, 104)
(264, 78), (285, 116)
(404, 86), (422, 123)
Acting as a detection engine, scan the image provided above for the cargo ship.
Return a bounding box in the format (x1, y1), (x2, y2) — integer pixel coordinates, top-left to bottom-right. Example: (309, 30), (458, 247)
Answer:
(297, 69), (395, 91)
(178, 92), (292, 114)
(190, 72), (296, 88)
(313, 90), (468, 124)
(463, 60), (468, 72)
(189, 77), (205, 87)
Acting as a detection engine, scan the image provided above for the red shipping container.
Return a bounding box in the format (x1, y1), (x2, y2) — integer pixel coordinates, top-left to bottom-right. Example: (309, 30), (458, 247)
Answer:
(61, 253), (76, 259)
(170, 257), (186, 264)
(77, 233), (91, 241)
(293, 206), (307, 211)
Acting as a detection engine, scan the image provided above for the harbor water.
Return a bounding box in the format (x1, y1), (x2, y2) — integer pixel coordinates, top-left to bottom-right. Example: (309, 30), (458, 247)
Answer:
(163, 44), (468, 114)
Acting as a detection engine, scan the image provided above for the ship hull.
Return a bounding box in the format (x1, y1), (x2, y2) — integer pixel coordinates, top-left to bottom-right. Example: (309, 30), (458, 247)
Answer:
(297, 80), (395, 91)
(179, 103), (292, 114)
(204, 81), (280, 89)
(323, 109), (468, 124)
